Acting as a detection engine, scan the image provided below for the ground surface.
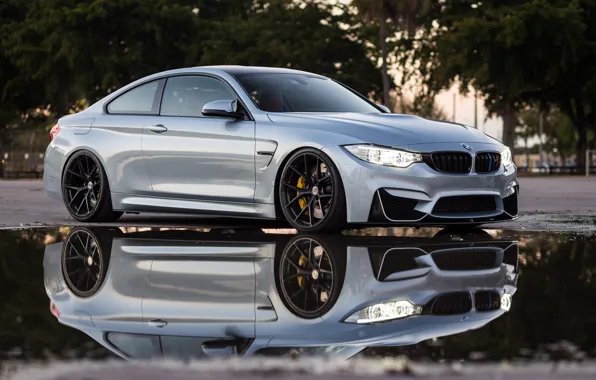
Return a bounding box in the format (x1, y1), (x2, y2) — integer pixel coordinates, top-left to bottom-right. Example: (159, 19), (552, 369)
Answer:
(5, 359), (596, 380)
(1, 177), (596, 231)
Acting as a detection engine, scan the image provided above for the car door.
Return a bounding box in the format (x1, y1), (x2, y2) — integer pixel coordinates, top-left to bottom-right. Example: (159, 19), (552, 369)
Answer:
(142, 75), (256, 202)
(93, 78), (165, 195)
(140, 242), (259, 339)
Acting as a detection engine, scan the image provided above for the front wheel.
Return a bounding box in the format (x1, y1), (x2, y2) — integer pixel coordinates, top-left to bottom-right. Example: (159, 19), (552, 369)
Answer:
(278, 148), (346, 233)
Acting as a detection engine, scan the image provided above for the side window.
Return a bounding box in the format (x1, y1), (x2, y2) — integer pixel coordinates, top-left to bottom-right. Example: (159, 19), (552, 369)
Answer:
(106, 332), (158, 358)
(107, 80), (161, 115)
(160, 76), (237, 117)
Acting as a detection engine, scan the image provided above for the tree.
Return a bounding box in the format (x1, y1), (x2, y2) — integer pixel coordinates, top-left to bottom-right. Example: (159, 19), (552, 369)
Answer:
(412, 0), (596, 164)
(199, 0), (383, 98)
(352, 0), (431, 106)
(393, 93), (448, 121)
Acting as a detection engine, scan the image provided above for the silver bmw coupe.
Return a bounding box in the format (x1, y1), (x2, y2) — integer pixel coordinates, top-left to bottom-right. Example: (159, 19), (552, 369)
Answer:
(43, 66), (519, 232)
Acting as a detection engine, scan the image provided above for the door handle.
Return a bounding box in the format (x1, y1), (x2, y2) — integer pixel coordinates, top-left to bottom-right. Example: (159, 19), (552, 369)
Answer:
(148, 124), (167, 133)
(148, 319), (168, 328)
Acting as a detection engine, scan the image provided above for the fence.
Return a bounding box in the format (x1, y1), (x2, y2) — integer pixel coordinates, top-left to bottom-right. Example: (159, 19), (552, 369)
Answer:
(517, 166), (596, 175)
(0, 152), (45, 178)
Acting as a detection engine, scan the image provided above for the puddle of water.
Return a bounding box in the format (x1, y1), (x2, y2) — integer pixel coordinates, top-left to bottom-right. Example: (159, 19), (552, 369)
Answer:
(0, 226), (595, 364)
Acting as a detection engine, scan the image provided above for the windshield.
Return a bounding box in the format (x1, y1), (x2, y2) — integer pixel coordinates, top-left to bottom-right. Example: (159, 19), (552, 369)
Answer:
(233, 73), (382, 113)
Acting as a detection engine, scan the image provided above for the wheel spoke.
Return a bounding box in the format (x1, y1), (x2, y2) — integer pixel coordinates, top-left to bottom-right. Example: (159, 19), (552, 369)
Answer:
(69, 243), (85, 260)
(290, 286), (306, 300)
(75, 232), (87, 253)
(67, 189), (84, 206)
(283, 182), (310, 194)
(317, 199), (326, 217)
(283, 272), (305, 282)
(285, 193), (306, 208)
(307, 199), (313, 226)
(293, 197), (313, 222)
(319, 194), (332, 199)
(303, 154), (308, 177)
(315, 156), (321, 180)
(284, 256), (309, 274)
(304, 284), (309, 310)
(67, 169), (85, 180)
(77, 159), (86, 178)
(84, 191), (91, 213)
(289, 165), (303, 178)
(319, 174), (331, 184)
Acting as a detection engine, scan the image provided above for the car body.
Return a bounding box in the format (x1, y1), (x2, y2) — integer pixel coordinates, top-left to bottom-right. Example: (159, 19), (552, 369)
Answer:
(43, 66), (519, 232)
(44, 227), (519, 360)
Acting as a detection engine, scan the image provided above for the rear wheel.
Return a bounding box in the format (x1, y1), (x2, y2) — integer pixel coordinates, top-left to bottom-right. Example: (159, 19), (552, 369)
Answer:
(61, 150), (122, 222)
(278, 148), (346, 232)
(62, 227), (112, 297)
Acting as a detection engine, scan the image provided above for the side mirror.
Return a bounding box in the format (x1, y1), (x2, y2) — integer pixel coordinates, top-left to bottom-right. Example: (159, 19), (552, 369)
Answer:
(202, 100), (245, 119)
(378, 104), (391, 113)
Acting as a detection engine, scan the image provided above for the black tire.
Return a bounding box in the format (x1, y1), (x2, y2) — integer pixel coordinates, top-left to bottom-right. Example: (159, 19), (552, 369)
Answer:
(61, 150), (123, 222)
(278, 148), (346, 233)
(274, 234), (346, 319)
(61, 227), (113, 297)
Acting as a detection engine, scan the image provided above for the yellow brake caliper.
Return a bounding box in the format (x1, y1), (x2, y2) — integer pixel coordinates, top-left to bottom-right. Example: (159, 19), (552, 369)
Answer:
(297, 255), (307, 287)
(297, 176), (308, 213)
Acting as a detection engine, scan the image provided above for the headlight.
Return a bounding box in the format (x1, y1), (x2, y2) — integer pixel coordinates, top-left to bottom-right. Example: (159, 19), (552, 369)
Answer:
(344, 144), (422, 168)
(501, 147), (513, 166)
(501, 293), (512, 311)
(344, 300), (422, 324)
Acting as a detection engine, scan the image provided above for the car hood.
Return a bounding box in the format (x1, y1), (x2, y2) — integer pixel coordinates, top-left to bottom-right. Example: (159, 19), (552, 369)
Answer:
(267, 113), (502, 147)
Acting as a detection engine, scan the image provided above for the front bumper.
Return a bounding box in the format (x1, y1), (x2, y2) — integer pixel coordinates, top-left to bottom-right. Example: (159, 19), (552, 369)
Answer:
(323, 143), (519, 224)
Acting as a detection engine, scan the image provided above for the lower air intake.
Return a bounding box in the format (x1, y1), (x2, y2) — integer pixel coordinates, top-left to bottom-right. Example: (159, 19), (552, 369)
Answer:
(433, 195), (496, 214)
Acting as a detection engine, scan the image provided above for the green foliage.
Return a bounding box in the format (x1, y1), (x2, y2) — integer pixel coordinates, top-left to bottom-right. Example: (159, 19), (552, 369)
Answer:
(411, 0), (596, 163)
(0, 0), (383, 119)
(198, 0), (382, 98)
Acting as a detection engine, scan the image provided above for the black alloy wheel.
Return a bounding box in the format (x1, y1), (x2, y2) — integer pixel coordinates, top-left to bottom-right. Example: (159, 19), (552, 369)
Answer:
(62, 150), (122, 222)
(62, 228), (110, 297)
(278, 148), (346, 232)
(277, 236), (345, 319)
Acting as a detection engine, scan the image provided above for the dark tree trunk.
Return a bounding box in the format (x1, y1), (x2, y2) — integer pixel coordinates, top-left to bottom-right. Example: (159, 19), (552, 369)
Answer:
(379, 9), (390, 107)
(576, 124), (588, 174)
(501, 101), (517, 158)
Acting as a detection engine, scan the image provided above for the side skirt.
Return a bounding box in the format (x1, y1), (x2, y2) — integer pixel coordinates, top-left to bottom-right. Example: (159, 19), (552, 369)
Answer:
(111, 193), (277, 219)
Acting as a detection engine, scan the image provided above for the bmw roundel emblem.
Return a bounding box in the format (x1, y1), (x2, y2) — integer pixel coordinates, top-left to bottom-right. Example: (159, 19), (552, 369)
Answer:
(461, 143), (472, 150)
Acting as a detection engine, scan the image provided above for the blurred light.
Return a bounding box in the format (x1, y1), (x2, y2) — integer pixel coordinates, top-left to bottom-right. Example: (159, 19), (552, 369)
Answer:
(501, 293), (512, 311)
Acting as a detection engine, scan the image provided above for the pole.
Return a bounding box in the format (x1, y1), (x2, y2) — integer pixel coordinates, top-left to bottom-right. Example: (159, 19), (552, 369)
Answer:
(474, 93), (478, 129)
(452, 93), (456, 122)
(538, 110), (544, 165)
(586, 149), (590, 177)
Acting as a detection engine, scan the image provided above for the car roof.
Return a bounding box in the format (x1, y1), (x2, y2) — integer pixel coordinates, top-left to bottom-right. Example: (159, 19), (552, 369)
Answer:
(199, 65), (326, 78)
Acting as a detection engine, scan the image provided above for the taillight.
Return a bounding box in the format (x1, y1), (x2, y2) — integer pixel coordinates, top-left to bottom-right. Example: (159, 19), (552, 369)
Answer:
(50, 300), (60, 318)
(49, 123), (60, 142)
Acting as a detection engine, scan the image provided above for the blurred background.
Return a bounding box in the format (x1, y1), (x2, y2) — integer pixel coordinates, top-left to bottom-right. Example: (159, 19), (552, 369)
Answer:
(1, 0), (595, 177)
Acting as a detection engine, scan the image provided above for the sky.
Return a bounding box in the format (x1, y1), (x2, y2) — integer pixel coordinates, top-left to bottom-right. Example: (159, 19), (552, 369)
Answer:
(327, 0), (506, 142)
(435, 85), (503, 141)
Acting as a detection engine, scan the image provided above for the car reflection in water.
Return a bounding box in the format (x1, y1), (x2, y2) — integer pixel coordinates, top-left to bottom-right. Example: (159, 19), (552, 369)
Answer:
(43, 227), (519, 360)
